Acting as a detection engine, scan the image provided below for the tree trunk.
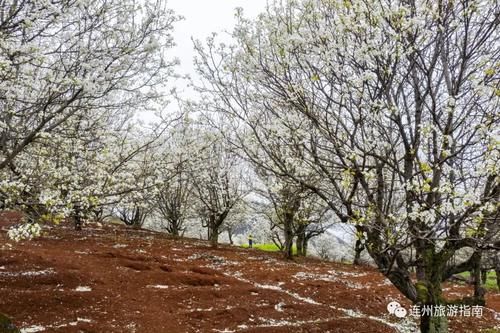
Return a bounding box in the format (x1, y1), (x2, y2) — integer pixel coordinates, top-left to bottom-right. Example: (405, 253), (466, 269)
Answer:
(271, 232), (284, 251)
(472, 251), (485, 304)
(496, 267), (500, 291)
(296, 239), (303, 256)
(415, 241), (426, 281)
(170, 225), (179, 237)
(283, 236), (293, 259)
(353, 225), (365, 265)
(74, 204), (82, 231)
(167, 218), (181, 238)
(208, 227), (219, 248)
(296, 231), (305, 256)
(420, 313), (448, 333)
(227, 229), (233, 245)
(93, 207), (104, 222)
(132, 209), (143, 229)
(207, 216), (219, 248)
(283, 215), (294, 259)
(481, 269), (487, 285)
(417, 280), (448, 333)
(414, 246), (449, 333)
(353, 238), (364, 265)
(302, 237), (309, 256)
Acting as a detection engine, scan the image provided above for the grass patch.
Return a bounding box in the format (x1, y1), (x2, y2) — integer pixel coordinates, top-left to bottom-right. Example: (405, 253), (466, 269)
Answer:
(241, 242), (297, 254)
(457, 271), (498, 290)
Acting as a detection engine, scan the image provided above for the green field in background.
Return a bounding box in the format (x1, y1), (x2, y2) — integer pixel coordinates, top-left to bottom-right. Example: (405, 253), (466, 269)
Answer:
(241, 242), (297, 254)
(457, 271), (498, 290)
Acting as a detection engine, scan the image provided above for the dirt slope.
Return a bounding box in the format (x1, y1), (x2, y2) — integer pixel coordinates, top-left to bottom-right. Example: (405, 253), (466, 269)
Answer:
(0, 214), (498, 333)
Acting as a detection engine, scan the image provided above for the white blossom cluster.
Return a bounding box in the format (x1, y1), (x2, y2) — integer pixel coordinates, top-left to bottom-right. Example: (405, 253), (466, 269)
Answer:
(7, 223), (42, 242)
(0, 0), (180, 225)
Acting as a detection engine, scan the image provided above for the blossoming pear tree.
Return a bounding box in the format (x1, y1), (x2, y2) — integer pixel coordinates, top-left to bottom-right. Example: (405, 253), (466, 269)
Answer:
(195, 1), (499, 332)
(0, 0), (180, 236)
(152, 115), (197, 237)
(189, 117), (251, 248)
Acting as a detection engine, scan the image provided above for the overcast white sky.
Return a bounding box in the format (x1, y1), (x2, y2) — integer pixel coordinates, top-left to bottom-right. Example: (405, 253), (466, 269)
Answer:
(165, 0), (268, 97)
(138, 1), (268, 121)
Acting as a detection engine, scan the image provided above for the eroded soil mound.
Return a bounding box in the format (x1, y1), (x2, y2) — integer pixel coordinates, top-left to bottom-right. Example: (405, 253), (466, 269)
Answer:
(0, 213), (498, 333)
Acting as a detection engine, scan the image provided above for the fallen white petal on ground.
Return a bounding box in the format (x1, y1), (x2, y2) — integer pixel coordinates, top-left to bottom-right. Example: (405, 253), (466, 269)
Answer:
(0, 269), (54, 277)
(254, 282), (321, 305)
(146, 284), (169, 289)
(224, 271), (320, 305)
(274, 302), (285, 312)
(20, 325), (46, 333)
(77, 318), (92, 323)
(294, 271), (363, 289)
(188, 307), (214, 312)
(327, 270), (368, 277)
(257, 317), (323, 327)
(224, 269), (419, 333)
(330, 305), (418, 333)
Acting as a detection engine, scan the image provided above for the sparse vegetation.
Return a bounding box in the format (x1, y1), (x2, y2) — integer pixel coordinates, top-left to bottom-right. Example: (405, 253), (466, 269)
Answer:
(457, 271), (499, 291)
(241, 242), (298, 255)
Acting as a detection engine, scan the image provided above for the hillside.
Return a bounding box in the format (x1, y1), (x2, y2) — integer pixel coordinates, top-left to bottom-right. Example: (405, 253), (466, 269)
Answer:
(0, 216), (499, 333)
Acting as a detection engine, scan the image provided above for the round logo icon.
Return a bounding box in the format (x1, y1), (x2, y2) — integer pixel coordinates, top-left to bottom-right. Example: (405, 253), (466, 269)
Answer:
(394, 307), (407, 318)
(387, 301), (401, 314)
(387, 301), (407, 318)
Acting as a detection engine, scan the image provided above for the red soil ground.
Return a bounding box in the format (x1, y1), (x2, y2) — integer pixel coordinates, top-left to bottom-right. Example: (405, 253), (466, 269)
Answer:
(0, 211), (498, 333)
